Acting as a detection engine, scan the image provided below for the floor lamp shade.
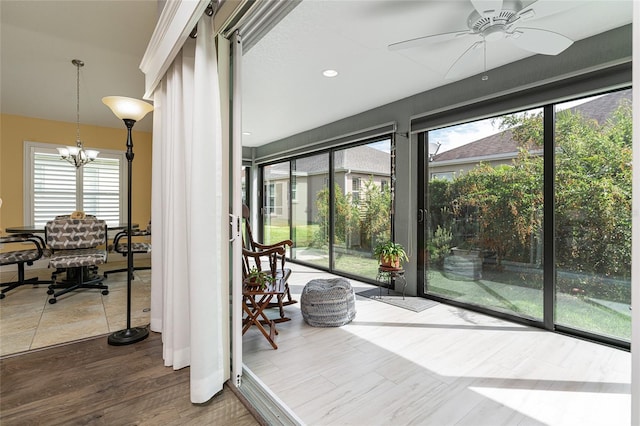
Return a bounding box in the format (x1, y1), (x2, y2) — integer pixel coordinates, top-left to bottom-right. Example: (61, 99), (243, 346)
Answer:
(103, 96), (153, 346)
(102, 96), (153, 122)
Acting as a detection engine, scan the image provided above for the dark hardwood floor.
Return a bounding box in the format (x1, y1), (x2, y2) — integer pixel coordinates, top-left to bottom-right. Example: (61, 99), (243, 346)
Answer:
(0, 331), (262, 425)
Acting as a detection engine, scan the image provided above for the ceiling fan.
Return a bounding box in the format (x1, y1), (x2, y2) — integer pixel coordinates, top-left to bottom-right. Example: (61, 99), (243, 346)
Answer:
(388, 0), (574, 79)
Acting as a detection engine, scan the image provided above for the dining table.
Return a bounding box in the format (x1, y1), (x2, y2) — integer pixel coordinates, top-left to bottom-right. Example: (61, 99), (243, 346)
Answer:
(5, 223), (138, 234)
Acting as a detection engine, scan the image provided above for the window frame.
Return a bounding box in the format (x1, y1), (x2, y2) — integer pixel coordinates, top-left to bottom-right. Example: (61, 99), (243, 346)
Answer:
(23, 141), (127, 226)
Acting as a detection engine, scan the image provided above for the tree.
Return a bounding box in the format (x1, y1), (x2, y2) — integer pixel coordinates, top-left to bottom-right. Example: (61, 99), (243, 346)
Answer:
(358, 177), (391, 250)
(429, 97), (632, 280)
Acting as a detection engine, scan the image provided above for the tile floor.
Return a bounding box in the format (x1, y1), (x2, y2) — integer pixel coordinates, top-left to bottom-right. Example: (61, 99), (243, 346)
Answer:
(0, 259), (150, 357)
(243, 263), (632, 426)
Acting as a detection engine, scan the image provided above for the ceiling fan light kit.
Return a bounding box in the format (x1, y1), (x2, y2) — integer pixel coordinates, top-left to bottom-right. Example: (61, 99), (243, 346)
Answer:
(389, 0), (574, 80)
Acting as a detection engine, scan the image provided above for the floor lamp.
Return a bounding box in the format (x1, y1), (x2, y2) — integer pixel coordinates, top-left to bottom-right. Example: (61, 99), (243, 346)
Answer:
(102, 96), (154, 346)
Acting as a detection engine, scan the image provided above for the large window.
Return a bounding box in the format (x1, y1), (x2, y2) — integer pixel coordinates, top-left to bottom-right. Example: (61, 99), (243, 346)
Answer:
(262, 162), (290, 246)
(24, 142), (125, 226)
(554, 91), (632, 341)
(422, 88), (632, 345)
(425, 108), (544, 321)
(291, 153), (329, 269)
(332, 141), (391, 280)
(260, 137), (392, 282)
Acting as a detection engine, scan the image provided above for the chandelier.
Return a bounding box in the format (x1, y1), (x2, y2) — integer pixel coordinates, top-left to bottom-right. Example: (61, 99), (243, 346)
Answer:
(57, 59), (99, 167)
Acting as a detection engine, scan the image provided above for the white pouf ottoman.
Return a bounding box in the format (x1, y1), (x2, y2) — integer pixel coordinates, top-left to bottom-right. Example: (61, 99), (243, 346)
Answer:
(300, 278), (356, 327)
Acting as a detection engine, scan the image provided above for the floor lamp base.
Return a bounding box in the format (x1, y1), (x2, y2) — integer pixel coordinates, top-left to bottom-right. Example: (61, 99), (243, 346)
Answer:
(108, 326), (149, 346)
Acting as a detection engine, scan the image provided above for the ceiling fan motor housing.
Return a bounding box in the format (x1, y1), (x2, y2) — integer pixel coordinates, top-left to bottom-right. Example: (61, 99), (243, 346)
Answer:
(468, 0), (521, 39)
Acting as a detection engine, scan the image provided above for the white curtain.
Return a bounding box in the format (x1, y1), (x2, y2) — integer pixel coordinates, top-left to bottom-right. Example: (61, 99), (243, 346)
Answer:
(150, 14), (227, 403)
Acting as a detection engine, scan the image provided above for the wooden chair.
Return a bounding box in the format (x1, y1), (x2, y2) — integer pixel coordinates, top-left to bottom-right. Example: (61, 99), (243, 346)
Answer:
(242, 204), (296, 320)
(242, 245), (286, 346)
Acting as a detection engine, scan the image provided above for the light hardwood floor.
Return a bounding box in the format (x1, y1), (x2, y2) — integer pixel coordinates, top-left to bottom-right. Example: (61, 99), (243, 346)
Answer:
(243, 264), (631, 426)
(0, 331), (261, 425)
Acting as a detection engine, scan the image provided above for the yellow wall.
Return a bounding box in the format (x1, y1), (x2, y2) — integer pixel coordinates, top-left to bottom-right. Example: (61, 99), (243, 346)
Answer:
(0, 114), (152, 233)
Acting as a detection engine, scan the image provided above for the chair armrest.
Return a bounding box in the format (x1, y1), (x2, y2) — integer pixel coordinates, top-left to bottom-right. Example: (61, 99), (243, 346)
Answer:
(113, 229), (150, 246)
(0, 233), (45, 257)
(252, 239), (293, 251)
(242, 246), (285, 278)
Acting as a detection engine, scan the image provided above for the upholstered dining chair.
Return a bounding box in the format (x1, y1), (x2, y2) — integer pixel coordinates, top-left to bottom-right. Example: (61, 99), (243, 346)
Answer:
(0, 233), (49, 299)
(45, 218), (109, 304)
(242, 204), (296, 320)
(103, 221), (151, 278)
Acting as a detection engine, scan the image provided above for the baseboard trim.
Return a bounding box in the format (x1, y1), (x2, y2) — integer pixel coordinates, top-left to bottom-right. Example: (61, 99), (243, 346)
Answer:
(237, 365), (304, 426)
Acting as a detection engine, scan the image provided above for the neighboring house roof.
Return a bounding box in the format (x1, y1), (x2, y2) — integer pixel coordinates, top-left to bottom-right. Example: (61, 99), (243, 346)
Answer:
(264, 144), (391, 178)
(430, 90), (632, 164)
(431, 129), (518, 163)
(564, 89), (631, 124)
(334, 144), (391, 174)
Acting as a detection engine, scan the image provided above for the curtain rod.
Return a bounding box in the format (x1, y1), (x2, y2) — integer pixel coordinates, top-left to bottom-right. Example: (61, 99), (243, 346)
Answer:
(189, 0), (220, 38)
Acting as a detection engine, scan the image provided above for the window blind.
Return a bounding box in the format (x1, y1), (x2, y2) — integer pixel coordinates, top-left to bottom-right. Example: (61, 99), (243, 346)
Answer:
(33, 152), (76, 226)
(28, 143), (124, 226)
(82, 157), (121, 224)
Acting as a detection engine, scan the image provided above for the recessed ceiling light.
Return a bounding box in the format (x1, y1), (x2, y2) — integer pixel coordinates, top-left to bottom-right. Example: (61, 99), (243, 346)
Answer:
(322, 69), (338, 78)
(242, 131), (252, 136)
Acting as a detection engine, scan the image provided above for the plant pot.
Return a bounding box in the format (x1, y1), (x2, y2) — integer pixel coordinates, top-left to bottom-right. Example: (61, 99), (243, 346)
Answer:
(380, 256), (400, 269)
(244, 278), (264, 289)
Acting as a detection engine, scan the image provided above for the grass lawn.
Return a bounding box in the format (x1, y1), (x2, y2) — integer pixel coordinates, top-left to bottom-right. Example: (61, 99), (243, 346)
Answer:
(427, 270), (631, 341)
(265, 224), (631, 341)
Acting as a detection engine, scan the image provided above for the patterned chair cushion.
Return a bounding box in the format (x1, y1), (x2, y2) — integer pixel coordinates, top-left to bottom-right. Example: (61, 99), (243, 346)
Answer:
(49, 248), (107, 268)
(0, 234), (47, 266)
(45, 219), (107, 250)
(0, 249), (42, 266)
(115, 242), (151, 253)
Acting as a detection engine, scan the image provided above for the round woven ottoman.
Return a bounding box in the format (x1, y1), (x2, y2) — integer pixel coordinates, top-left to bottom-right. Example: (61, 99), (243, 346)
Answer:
(301, 278), (356, 327)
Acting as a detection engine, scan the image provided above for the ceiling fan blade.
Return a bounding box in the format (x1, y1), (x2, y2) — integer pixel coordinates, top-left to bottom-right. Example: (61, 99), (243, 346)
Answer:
(510, 27), (573, 55)
(388, 30), (471, 51)
(445, 41), (484, 79)
(470, 0), (503, 17)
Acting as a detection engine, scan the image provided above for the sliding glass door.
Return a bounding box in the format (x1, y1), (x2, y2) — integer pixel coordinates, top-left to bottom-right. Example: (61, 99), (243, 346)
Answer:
(554, 91), (632, 341)
(424, 109), (544, 321)
(259, 137), (392, 283)
(332, 141), (391, 280)
(291, 154), (330, 269)
(262, 162), (290, 248)
(421, 88), (632, 345)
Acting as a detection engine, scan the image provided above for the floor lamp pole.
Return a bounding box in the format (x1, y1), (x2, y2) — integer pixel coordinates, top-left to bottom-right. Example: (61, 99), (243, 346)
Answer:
(108, 118), (149, 346)
(102, 96), (153, 346)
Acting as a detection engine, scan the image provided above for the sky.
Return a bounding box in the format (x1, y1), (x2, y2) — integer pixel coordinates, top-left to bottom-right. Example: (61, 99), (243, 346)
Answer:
(363, 95), (600, 155)
(429, 95), (599, 153)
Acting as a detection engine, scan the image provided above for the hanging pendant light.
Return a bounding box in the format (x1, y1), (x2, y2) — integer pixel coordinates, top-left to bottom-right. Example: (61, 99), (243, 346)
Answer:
(57, 59), (99, 167)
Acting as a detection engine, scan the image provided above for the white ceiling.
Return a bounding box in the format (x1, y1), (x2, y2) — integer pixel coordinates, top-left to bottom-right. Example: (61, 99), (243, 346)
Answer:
(241, 0), (633, 146)
(1, 0), (633, 144)
(1, 0), (158, 132)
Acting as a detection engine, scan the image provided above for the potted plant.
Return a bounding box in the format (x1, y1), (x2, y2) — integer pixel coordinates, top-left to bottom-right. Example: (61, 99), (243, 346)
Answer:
(244, 267), (276, 289)
(374, 241), (409, 269)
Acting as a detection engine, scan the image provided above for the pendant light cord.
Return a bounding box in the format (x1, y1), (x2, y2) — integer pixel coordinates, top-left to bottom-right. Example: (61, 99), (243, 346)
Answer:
(73, 59), (84, 147)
